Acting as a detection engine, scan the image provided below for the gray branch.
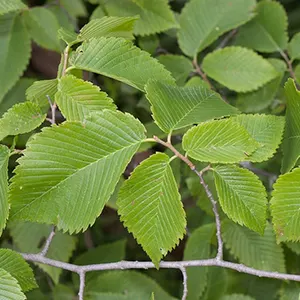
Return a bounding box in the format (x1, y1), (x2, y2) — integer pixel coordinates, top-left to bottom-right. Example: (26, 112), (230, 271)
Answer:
(21, 253), (300, 282)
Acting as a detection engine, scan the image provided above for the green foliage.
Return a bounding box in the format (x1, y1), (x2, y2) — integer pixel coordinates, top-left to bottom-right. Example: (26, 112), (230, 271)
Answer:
(280, 282), (300, 300)
(157, 55), (193, 86)
(0, 268), (26, 300)
(22, 7), (62, 52)
(202, 267), (228, 300)
(146, 81), (238, 133)
(55, 75), (116, 121)
(202, 47), (278, 92)
(236, 1), (288, 53)
(0, 13), (31, 101)
(178, 0), (256, 57)
(214, 165), (267, 234)
(288, 33), (300, 61)
(236, 58), (286, 112)
(222, 221), (285, 272)
(0, 0), (27, 15)
(26, 79), (58, 112)
(0, 102), (46, 141)
(271, 167), (300, 242)
(117, 153), (186, 267)
(85, 270), (176, 299)
(232, 114), (285, 162)
(104, 0), (178, 36)
(0, 249), (37, 291)
(78, 16), (138, 41)
(0, 78), (35, 116)
(9, 221), (76, 283)
(70, 37), (175, 91)
(0, 0), (26, 15)
(0, 146), (9, 235)
(1, 0), (300, 298)
(182, 118), (259, 163)
(220, 294), (255, 300)
(183, 223), (215, 299)
(9, 110), (146, 233)
(281, 79), (300, 173)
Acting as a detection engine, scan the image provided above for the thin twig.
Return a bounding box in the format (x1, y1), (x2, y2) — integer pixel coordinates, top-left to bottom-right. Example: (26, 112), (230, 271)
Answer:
(46, 95), (57, 125)
(78, 271), (86, 300)
(153, 136), (195, 170)
(280, 50), (297, 82)
(21, 254), (300, 282)
(194, 167), (223, 260)
(40, 226), (56, 257)
(62, 45), (71, 77)
(192, 56), (214, 90)
(217, 29), (238, 49)
(180, 267), (188, 300)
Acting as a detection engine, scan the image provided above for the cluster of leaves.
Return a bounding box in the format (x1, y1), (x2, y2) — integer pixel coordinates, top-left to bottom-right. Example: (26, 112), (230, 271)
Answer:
(1, 0), (300, 299)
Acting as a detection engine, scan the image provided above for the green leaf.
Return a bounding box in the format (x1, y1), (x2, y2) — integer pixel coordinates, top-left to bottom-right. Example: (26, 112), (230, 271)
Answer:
(85, 270), (176, 300)
(0, 78), (35, 117)
(104, 0), (178, 36)
(186, 172), (218, 216)
(70, 37), (175, 91)
(183, 223), (215, 300)
(53, 284), (75, 300)
(233, 114), (285, 162)
(0, 0), (26, 15)
(281, 79), (300, 173)
(222, 220), (285, 272)
(182, 118), (259, 163)
(220, 294), (256, 300)
(235, 1), (288, 53)
(202, 267), (228, 300)
(145, 81), (239, 133)
(9, 110), (146, 233)
(79, 16), (138, 41)
(0, 13), (31, 101)
(185, 76), (211, 89)
(56, 75), (116, 121)
(138, 35), (159, 55)
(0, 249), (37, 291)
(280, 282), (300, 300)
(271, 167), (300, 242)
(9, 221), (76, 284)
(236, 58), (286, 113)
(0, 102), (46, 141)
(214, 165), (267, 234)
(178, 0), (256, 57)
(157, 55), (193, 86)
(60, 0), (87, 18)
(288, 33), (300, 62)
(285, 241), (300, 255)
(26, 79), (58, 112)
(202, 47), (278, 92)
(296, 64), (300, 84)
(0, 146), (9, 235)
(91, 5), (106, 20)
(117, 152), (186, 267)
(22, 7), (62, 52)
(57, 27), (78, 45)
(0, 268), (26, 300)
